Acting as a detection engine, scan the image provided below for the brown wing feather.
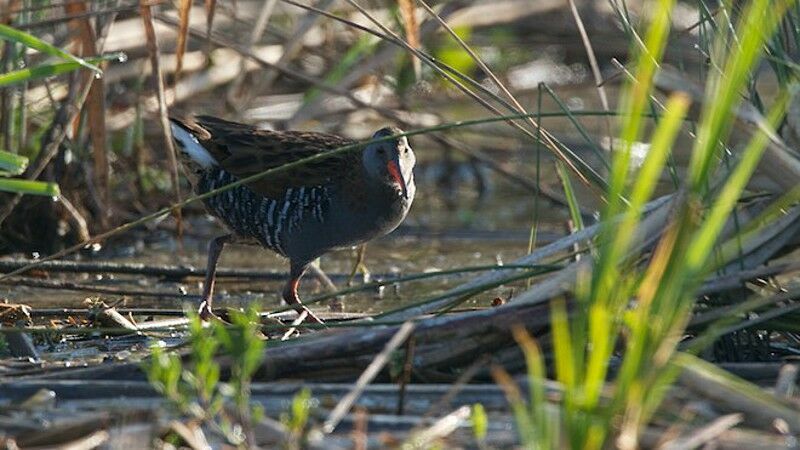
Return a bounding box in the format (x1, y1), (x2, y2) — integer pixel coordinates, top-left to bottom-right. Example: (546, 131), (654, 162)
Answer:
(178, 115), (362, 199)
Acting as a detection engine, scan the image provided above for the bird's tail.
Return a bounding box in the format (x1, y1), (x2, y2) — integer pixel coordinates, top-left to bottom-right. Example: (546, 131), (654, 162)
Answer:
(169, 117), (217, 169)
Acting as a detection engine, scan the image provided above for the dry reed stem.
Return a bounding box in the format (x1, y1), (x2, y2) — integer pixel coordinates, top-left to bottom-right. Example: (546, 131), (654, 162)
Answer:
(66, 0), (111, 227)
(566, 0), (613, 140)
(175, 0), (191, 80)
(398, 0), (421, 77)
(323, 321), (416, 433)
(140, 0), (183, 241)
(402, 406), (470, 449)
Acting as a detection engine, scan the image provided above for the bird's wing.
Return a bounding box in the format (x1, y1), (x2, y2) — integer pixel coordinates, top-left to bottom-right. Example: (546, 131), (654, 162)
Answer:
(177, 115), (361, 199)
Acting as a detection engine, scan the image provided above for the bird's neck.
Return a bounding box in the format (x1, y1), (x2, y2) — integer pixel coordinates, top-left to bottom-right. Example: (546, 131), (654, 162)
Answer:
(336, 166), (405, 212)
(366, 172), (405, 203)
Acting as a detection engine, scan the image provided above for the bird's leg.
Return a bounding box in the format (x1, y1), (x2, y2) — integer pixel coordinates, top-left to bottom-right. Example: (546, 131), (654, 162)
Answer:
(282, 262), (324, 324)
(346, 244), (368, 286)
(199, 234), (231, 320)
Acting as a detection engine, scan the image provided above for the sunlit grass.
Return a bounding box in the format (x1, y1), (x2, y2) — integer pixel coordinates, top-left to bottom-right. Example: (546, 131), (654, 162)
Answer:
(502, 0), (798, 448)
(0, 25), (118, 197)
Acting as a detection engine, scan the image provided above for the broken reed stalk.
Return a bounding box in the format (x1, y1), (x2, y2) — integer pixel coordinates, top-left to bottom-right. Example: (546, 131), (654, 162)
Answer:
(65, 0), (111, 228)
(140, 0), (183, 242)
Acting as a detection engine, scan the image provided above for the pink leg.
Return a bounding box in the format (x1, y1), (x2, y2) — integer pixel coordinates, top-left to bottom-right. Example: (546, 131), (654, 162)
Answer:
(199, 234), (231, 320)
(282, 263), (324, 324)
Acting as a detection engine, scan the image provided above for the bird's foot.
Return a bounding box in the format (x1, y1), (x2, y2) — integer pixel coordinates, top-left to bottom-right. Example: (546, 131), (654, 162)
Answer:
(298, 306), (324, 325)
(281, 308), (323, 341)
(198, 300), (218, 321)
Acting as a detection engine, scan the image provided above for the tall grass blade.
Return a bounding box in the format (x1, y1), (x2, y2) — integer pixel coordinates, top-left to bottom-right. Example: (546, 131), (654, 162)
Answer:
(0, 150), (27, 175)
(0, 53), (121, 87)
(555, 161), (584, 232)
(0, 178), (60, 196)
(688, 0), (793, 188)
(490, 364), (538, 448)
(512, 326), (554, 450)
(0, 23), (101, 74)
(592, 0), (677, 301)
(687, 88), (794, 271)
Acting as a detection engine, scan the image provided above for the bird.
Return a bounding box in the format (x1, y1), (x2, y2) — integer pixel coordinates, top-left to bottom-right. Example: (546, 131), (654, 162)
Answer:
(169, 115), (416, 323)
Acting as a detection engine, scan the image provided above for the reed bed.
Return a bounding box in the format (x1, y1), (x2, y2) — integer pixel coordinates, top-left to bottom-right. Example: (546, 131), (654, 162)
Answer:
(1, 0), (800, 448)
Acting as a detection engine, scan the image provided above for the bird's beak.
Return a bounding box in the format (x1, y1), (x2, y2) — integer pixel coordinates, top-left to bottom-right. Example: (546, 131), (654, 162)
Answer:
(386, 159), (408, 200)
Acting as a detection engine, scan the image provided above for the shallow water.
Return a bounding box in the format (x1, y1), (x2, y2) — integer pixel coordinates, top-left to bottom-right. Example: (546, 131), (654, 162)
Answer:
(2, 86), (632, 316)
(1, 158), (579, 316)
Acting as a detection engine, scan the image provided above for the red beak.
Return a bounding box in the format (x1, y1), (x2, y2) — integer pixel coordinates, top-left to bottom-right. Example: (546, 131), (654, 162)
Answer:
(386, 160), (408, 199)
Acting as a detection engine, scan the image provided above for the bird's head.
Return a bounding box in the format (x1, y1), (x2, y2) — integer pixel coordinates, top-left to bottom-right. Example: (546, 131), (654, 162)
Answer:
(362, 126), (415, 199)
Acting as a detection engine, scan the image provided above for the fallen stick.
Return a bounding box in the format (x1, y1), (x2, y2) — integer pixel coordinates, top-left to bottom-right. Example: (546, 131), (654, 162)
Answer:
(323, 322), (416, 433)
(0, 380), (540, 415)
(677, 354), (800, 431)
(697, 261), (800, 296)
(401, 406), (471, 450)
(381, 194), (674, 322)
(0, 258), (394, 282)
(640, 425), (791, 450)
(0, 276), (196, 299)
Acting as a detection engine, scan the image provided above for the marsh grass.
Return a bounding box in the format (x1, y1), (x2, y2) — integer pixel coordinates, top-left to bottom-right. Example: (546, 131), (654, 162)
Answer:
(144, 305), (267, 446)
(0, 24), (112, 197)
(499, 0), (800, 448)
(1, 0), (800, 447)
